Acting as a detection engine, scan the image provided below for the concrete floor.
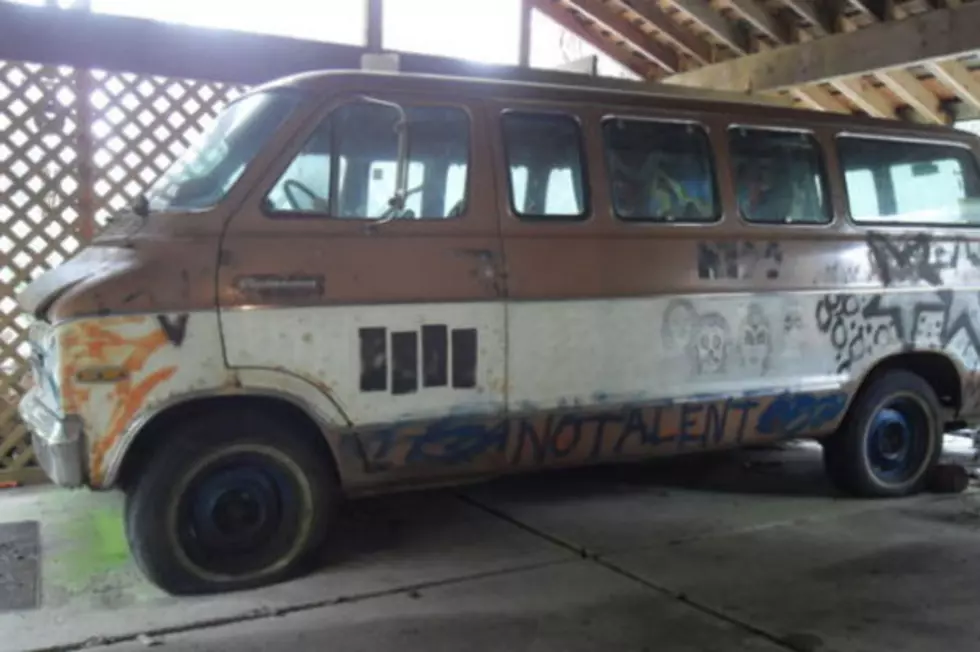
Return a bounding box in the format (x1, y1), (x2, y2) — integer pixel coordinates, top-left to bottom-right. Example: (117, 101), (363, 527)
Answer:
(2, 438), (979, 652)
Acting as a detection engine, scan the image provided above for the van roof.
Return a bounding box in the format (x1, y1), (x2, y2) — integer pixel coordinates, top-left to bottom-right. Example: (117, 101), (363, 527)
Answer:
(254, 68), (976, 140)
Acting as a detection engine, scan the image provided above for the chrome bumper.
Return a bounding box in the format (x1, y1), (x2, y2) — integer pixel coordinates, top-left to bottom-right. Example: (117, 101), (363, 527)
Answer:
(17, 388), (85, 487)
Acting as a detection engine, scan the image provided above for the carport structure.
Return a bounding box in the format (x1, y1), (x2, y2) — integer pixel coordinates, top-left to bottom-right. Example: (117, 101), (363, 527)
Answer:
(1, 0), (980, 484)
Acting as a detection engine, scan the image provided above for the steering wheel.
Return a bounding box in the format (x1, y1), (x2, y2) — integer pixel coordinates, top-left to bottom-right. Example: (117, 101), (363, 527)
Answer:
(283, 179), (329, 213)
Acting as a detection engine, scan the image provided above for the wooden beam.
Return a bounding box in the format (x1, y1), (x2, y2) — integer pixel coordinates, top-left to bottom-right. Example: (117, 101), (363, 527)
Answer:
(831, 78), (894, 117)
(560, 0), (679, 72)
(663, 2), (980, 91)
(614, 0), (713, 64)
(662, 0), (749, 54)
(530, 0), (660, 77)
(791, 84), (850, 112)
(929, 60), (980, 110)
(726, 0), (790, 44)
(777, 0), (832, 35)
(877, 70), (948, 124)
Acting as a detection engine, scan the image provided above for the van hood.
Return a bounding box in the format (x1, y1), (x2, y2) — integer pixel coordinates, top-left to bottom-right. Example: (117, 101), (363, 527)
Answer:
(16, 245), (136, 320)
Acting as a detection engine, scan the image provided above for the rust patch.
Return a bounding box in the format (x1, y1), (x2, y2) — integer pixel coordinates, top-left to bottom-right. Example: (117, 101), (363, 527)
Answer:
(59, 318), (177, 485)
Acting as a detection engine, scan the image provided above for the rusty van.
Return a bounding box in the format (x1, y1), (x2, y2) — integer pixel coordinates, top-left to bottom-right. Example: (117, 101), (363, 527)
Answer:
(16, 68), (980, 595)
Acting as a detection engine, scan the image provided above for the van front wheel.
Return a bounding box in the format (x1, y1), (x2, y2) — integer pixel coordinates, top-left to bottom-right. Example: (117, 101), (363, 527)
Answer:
(124, 409), (338, 595)
(822, 370), (942, 498)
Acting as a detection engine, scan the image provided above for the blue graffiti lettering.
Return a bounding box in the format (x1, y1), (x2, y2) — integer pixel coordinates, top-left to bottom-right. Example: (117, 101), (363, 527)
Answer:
(756, 392), (847, 437)
(406, 418), (509, 465)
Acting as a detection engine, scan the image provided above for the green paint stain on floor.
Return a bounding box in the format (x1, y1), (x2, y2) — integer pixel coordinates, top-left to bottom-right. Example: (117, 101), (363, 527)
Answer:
(51, 504), (130, 592)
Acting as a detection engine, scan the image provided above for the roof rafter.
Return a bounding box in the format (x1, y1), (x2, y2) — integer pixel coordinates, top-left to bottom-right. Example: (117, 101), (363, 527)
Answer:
(531, 0), (661, 77)
(613, 0), (714, 64)
(662, 0), (750, 53)
(559, 0), (680, 72)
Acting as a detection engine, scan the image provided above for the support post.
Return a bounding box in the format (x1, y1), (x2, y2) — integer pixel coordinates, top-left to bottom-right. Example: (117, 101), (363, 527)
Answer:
(365, 0), (383, 52)
(519, 0), (532, 67)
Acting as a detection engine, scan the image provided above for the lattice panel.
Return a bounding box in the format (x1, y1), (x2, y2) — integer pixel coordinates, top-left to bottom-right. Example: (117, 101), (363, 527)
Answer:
(0, 59), (247, 482)
(0, 60), (82, 478)
(89, 70), (244, 225)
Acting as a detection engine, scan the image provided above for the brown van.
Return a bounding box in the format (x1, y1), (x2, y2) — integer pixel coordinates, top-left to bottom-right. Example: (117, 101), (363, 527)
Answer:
(16, 68), (980, 595)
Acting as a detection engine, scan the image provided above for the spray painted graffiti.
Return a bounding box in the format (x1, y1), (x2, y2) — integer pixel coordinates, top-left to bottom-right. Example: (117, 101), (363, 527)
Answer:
(867, 232), (980, 287)
(697, 241), (783, 281)
(156, 314), (189, 347)
(343, 389), (849, 473)
(816, 288), (980, 374)
(816, 294), (895, 373)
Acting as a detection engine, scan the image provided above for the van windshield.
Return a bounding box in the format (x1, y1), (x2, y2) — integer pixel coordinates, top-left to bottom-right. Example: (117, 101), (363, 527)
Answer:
(145, 89), (301, 213)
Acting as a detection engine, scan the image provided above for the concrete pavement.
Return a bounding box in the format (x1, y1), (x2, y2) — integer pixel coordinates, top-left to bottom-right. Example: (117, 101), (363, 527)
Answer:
(2, 438), (979, 652)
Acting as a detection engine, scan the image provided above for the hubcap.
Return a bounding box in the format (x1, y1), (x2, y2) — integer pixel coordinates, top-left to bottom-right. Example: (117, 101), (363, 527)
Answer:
(866, 398), (929, 484)
(176, 452), (299, 577)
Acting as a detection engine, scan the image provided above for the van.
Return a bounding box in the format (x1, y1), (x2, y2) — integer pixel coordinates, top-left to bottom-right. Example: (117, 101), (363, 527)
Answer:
(16, 69), (980, 595)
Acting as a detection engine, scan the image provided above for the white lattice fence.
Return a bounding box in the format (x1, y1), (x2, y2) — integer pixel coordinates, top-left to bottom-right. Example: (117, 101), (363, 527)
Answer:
(0, 59), (245, 483)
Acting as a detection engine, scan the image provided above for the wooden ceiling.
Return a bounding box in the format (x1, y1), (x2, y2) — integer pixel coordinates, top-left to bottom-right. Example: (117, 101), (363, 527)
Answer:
(532, 0), (980, 124)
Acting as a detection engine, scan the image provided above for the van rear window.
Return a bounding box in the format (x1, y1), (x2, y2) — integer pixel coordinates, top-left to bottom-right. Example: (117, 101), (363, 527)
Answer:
(838, 136), (980, 226)
(729, 127), (831, 225)
(602, 118), (719, 223)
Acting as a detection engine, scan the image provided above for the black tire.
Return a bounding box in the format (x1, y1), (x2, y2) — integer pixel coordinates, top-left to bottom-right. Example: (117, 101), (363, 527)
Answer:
(124, 408), (339, 595)
(822, 370), (942, 498)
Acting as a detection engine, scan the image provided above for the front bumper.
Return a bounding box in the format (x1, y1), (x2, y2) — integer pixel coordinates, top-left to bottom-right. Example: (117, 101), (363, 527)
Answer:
(17, 388), (85, 487)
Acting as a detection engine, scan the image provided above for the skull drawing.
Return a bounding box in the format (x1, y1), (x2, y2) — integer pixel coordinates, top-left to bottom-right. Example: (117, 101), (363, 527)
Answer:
(738, 304), (772, 373)
(661, 299), (697, 352)
(691, 312), (729, 375)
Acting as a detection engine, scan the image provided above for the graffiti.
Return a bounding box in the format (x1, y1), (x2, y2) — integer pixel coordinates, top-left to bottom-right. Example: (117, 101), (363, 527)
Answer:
(816, 287), (980, 374)
(867, 232), (980, 287)
(861, 292), (942, 343)
(816, 294), (894, 373)
(867, 233), (942, 286)
(661, 300), (731, 375)
(661, 299), (697, 350)
(757, 392), (847, 437)
(691, 312), (730, 374)
(344, 389), (849, 473)
(738, 304), (772, 374)
(697, 241), (783, 281)
(359, 325), (478, 394)
(156, 314), (188, 347)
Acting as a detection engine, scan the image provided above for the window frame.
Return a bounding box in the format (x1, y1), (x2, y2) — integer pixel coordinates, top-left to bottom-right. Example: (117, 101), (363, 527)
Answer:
(600, 115), (722, 225)
(727, 123), (835, 228)
(260, 98), (474, 222)
(835, 131), (980, 229)
(499, 108), (592, 223)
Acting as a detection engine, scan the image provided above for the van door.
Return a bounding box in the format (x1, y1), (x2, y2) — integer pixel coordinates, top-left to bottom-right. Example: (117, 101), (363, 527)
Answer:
(216, 91), (506, 481)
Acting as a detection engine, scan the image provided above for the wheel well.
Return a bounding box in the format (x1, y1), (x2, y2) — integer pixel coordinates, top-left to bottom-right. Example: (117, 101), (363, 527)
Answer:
(862, 352), (961, 412)
(115, 395), (339, 491)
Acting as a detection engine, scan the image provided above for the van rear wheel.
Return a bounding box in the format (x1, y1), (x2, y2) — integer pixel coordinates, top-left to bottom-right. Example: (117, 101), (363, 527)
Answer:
(124, 408), (338, 595)
(822, 370), (942, 498)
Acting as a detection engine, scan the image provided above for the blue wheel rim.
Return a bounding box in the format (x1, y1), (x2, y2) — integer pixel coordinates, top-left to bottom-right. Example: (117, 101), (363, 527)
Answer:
(865, 397), (930, 485)
(177, 451), (300, 577)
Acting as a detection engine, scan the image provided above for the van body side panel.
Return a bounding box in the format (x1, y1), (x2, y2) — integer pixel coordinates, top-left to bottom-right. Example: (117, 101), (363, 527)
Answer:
(55, 311), (230, 487)
(217, 92), (507, 487)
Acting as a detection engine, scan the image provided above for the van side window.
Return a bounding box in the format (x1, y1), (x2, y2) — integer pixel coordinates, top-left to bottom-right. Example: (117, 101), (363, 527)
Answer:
(502, 112), (588, 220)
(838, 136), (980, 225)
(265, 102), (470, 219)
(729, 128), (830, 224)
(602, 118), (718, 222)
